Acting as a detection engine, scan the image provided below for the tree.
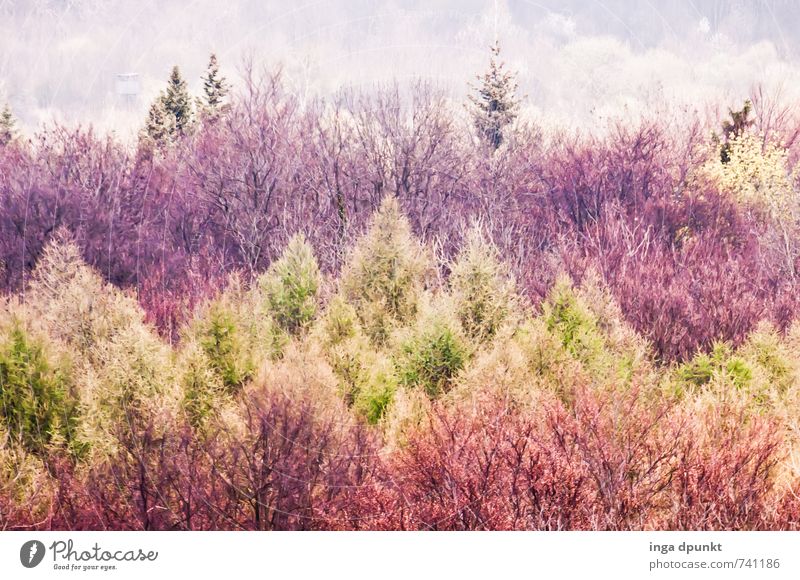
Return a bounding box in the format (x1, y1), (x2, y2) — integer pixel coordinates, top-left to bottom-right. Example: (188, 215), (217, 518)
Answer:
(141, 66), (194, 149)
(162, 65), (194, 136)
(199, 53), (229, 119)
(719, 99), (754, 163)
(142, 91), (174, 149)
(0, 103), (15, 146)
(468, 41), (521, 150)
(259, 233), (321, 336)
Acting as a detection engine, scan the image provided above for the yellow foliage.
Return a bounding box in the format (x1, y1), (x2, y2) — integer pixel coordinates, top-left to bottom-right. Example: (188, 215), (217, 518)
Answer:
(699, 132), (798, 218)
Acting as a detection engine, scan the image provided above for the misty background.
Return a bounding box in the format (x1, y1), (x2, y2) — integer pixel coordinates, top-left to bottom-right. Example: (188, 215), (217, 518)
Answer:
(1, 0), (799, 137)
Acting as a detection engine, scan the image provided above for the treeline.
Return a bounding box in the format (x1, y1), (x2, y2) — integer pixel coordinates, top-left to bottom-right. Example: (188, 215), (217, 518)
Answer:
(2, 63), (800, 364)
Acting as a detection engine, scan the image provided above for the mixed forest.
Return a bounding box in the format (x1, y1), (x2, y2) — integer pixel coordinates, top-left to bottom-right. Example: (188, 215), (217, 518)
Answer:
(2, 50), (800, 529)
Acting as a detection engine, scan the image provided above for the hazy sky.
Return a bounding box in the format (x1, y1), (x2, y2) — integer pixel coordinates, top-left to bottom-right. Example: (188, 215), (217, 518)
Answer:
(2, 0), (800, 135)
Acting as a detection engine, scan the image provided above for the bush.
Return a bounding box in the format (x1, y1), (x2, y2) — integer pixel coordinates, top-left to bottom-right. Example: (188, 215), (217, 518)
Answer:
(314, 300), (398, 424)
(179, 341), (232, 430)
(451, 317), (581, 408)
(699, 132), (795, 218)
(352, 359), (397, 425)
(674, 323), (797, 409)
(0, 433), (58, 528)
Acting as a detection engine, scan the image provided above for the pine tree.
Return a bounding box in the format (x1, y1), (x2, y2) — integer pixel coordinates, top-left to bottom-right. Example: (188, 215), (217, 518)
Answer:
(0, 103), (15, 146)
(468, 42), (521, 150)
(199, 53), (229, 118)
(162, 65), (194, 136)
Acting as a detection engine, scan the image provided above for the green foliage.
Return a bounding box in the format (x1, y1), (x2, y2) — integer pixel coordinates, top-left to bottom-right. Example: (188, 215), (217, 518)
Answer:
(353, 362), (397, 425)
(0, 321), (78, 456)
(180, 342), (229, 430)
(198, 304), (253, 392)
(675, 325), (798, 409)
(319, 296), (359, 347)
(321, 327), (397, 425)
(740, 324), (795, 396)
(543, 276), (606, 367)
(340, 196), (429, 345)
(396, 318), (469, 398)
(259, 234), (321, 336)
(314, 294), (396, 424)
(452, 316), (581, 408)
(678, 342), (753, 392)
(450, 224), (519, 342)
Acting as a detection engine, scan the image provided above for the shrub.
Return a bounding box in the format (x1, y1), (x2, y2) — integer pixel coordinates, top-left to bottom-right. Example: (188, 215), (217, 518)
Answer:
(0, 432), (58, 528)
(674, 323), (798, 409)
(699, 132), (796, 218)
(450, 317), (581, 408)
(352, 358), (397, 425)
(539, 274), (648, 393)
(739, 322), (797, 397)
(317, 295), (360, 347)
(79, 319), (179, 460)
(179, 341), (232, 430)
(678, 342), (753, 392)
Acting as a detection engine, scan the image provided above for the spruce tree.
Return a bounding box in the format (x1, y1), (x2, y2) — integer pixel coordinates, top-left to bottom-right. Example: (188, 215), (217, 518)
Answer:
(200, 53), (229, 117)
(162, 65), (194, 136)
(0, 103), (15, 146)
(468, 42), (521, 150)
(142, 92), (174, 148)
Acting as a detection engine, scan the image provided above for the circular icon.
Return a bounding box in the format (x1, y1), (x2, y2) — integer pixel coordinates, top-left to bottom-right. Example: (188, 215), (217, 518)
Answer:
(20, 540), (46, 568)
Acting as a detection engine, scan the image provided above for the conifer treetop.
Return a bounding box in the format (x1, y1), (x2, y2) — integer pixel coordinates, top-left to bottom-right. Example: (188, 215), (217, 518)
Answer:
(162, 65), (194, 135)
(467, 41), (522, 151)
(202, 53), (229, 111)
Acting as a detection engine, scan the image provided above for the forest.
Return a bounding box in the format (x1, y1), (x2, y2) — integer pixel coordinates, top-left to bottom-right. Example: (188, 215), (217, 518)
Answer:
(2, 51), (800, 530)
